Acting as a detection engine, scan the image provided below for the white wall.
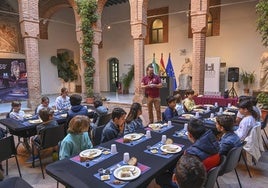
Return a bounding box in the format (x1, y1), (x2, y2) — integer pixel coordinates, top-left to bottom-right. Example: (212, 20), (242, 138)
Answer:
(39, 8), (79, 95)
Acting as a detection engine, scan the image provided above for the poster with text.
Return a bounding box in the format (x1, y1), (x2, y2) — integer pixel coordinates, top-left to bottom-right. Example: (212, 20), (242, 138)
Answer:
(204, 57), (221, 95)
(0, 59), (28, 102)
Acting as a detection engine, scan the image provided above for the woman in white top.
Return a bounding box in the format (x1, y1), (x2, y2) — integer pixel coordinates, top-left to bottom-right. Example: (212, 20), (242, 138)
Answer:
(235, 99), (258, 140)
(55, 87), (71, 111)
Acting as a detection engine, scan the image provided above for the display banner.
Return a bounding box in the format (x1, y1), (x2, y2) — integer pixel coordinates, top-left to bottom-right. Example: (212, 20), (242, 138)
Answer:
(204, 57), (220, 93)
(0, 59), (28, 102)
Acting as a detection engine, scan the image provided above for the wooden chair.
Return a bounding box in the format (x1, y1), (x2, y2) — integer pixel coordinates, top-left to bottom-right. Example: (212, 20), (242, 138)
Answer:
(31, 125), (65, 179)
(0, 135), (21, 177)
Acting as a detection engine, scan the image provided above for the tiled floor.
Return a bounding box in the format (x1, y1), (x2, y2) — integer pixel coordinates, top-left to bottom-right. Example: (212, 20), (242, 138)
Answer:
(1, 93), (268, 187)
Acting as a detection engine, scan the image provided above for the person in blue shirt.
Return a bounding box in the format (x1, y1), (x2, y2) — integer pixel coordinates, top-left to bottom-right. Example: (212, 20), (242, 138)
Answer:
(124, 103), (145, 134)
(101, 107), (126, 143)
(174, 94), (185, 116)
(59, 115), (93, 160)
(163, 96), (178, 122)
(216, 114), (241, 155)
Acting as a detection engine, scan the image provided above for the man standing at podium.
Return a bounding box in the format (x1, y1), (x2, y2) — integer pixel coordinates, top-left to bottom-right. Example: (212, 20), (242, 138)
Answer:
(141, 64), (162, 123)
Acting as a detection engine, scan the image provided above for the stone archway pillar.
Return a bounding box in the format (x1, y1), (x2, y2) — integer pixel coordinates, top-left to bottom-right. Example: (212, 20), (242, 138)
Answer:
(18, 0), (41, 108)
(190, 0), (209, 95)
(130, 0), (148, 103)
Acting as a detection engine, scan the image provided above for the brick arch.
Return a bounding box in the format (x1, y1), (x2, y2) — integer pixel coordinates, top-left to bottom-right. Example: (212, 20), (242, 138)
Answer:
(39, 4), (71, 39)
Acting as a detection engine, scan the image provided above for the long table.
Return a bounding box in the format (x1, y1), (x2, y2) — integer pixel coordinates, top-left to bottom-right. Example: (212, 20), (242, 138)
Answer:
(194, 96), (238, 106)
(46, 123), (192, 188)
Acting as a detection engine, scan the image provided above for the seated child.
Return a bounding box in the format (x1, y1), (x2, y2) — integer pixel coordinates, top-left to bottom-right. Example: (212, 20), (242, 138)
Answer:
(124, 103), (145, 134)
(36, 96), (52, 114)
(174, 94), (185, 116)
(92, 99), (108, 124)
(216, 115), (241, 155)
(235, 99), (258, 140)
(27, 107), (58, 163)
(101, 107), (126, 143)
(172, 154), (207, 188)
(9, 101), (25, 121)
(185, 118), (220, 171)
(66, 94), (88, 125)
(59, 115), (93, 160)
(163, 96), (178, 122)
(183, 89), (196, 112)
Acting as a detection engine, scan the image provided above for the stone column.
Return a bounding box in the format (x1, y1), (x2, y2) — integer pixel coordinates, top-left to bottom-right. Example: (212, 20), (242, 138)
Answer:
(130, 0), (148, 103)
(190, 0), (209, 95)
(18, 0), (41, 108)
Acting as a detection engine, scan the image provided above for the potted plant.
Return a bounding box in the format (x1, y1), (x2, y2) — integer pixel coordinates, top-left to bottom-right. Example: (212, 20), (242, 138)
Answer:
(257, 92), (268, 120)
(240, 70), (255, 94)
(76, 0), (98, 103)
(51, 51), (78, 89)
(121, 65), (134, 94)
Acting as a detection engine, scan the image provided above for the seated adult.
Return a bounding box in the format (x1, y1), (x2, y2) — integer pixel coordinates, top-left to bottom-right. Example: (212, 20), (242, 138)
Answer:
(66, 94), (89, 126)
(183, 89), (196, 112)
(55, 87), (71, 111)
(172, 154), (207, 188)
(216, 115), (242, 155)
(101, 107), (126, 143)
(163, 96), (178, 122)
(186, 118), (220, 171)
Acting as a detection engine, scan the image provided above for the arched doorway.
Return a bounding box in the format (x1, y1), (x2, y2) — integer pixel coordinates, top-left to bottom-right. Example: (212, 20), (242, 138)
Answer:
(108, 58), (119, 92)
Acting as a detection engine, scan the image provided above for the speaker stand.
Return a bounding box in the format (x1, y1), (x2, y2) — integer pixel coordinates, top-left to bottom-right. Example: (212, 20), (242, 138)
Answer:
(228, 82), (238, 98)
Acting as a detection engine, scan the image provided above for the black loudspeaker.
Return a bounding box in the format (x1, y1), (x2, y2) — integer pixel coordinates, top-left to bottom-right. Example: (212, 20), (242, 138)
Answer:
(228, 67), (239, 82)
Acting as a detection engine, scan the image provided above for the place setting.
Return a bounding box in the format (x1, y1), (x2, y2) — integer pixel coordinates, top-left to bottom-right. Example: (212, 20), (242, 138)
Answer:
(70, 145), (118, 168)
(146, 121), (173, 133)
(94, 153), (150, 188)
(173, 123), (189, 139)
(115, 132), (149, 146)
(144, 135), (184, 158)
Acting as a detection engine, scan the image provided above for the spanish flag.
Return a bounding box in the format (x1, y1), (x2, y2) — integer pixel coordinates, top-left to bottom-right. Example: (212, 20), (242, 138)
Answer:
(159, 53), (166, 76)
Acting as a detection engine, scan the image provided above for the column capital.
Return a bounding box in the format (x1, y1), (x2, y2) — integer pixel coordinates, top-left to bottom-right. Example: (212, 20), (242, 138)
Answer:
(20, 20), (39, 38)
(131, 22), (147, 39)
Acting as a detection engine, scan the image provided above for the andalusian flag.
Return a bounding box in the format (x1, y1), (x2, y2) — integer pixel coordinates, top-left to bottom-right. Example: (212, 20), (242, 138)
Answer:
(151, 53), (159, 75)
(159, 53), (166, 76)
(166, 53), (177, 90)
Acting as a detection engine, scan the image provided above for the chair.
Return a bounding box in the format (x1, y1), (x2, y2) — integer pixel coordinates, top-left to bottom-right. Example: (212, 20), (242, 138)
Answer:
(0, 177), (33, 188)
(162, 112), (166, 122)
(0, 135), (21, 177)
(31, 125), (65, 179)
(91, 124), (106, 146)
(95, 113), (112, 127)
(216, 145), (244, 188)
(261, 114), (268, 149)
(204, 155), (226, 188)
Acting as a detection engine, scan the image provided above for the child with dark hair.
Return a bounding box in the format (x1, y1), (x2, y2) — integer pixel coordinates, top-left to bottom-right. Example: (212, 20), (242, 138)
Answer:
(250, 96), (261, 121)
(9, 101), (25, 121)
(101, 107), (126, 143)
(216, 115), (241, 155)
(59, 115), (93, 160)
(26, 107), (58, 163)
(36, 96), (51, 114)
(163, 96), (178, 122)
(236, 95), (250, 124)
(174, 94), (185, 116)
(66, 94), (88, 125)
(183, 89), (196, 112)
(172, 154), (207, 188)
(186, 118), (220, 171)
(92, 99), (108, 123)
(124, 103), (145, 134)
(235, 100), (258, 140)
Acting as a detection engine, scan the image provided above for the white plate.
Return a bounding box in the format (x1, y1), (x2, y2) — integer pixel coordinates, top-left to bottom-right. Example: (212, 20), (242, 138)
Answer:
(148, 123), (163, 130)
(79, 149), (102, 159)
(60, 114), (67, 118)
(204, 104), (214, 108)
(228, 106), (238, 110)
(24, 114), (33, 118)
(124, 133), (144, 141)
(160, 144), (182, 154)
(88, 109), (93, 112)
(193, 108), (205, 113)
(223, 111), (235, 116)
(113, 165), (141, 181)
(28, 119), (43, 124)
(181, 114), (194, 119)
